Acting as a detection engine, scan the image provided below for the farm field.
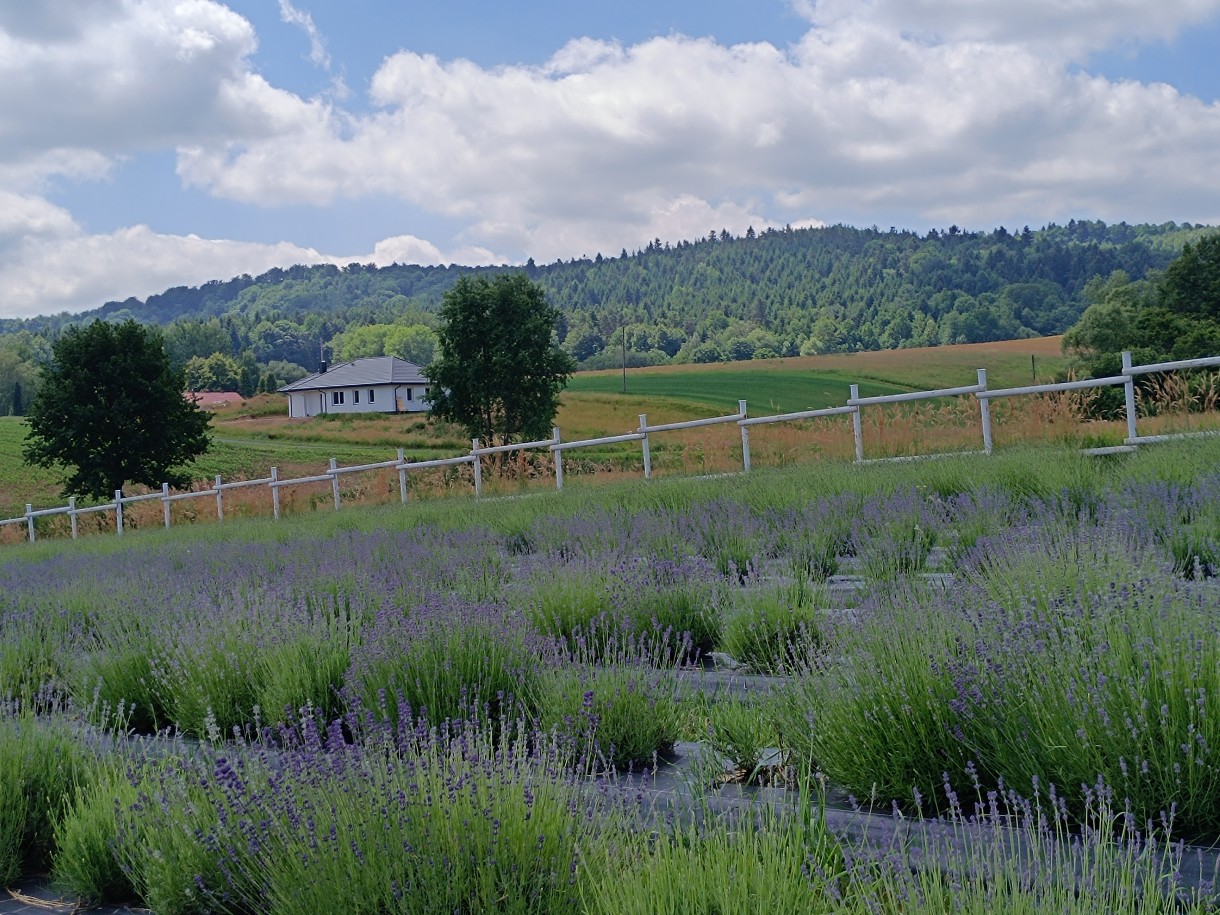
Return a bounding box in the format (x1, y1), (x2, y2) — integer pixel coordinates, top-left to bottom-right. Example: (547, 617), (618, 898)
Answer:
(568, 335), (1072, 412)
(2, 439), (1220, 912)
(0, 336), (1073, 519)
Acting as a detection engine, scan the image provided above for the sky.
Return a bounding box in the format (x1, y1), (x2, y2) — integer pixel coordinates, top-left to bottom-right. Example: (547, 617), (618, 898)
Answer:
(2, 0), (1220, 319)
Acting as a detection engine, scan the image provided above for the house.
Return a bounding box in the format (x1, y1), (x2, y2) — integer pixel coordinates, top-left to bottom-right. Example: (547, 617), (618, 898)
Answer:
(279, 356), (432, 418)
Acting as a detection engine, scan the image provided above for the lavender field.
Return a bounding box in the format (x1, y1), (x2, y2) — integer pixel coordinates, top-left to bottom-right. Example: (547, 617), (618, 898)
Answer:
(3, 440), (1220, 913)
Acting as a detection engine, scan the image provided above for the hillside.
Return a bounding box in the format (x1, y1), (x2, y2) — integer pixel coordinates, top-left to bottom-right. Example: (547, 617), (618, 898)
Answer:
(2, 221), (1210, 349)
(0, 220), (1212, 419)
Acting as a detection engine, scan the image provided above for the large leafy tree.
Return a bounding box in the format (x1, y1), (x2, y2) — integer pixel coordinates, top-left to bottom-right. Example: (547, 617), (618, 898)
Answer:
(426, 273), (575, 446)
(23, 320), (211, 500)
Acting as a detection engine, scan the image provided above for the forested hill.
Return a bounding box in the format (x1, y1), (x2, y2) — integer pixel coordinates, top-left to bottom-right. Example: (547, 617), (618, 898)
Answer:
(0, 220), (1212, 406)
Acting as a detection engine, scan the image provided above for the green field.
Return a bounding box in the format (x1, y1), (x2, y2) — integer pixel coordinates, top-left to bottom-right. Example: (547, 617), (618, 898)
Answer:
(0, 418), (59, 518)
(569, 338), (1072, 414)
(566, 370), (905, 414)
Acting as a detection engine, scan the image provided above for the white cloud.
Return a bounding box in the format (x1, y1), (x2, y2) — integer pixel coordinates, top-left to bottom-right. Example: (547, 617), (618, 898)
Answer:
(367, 234), (499, 267)
(0, 0), (324, 175)
(175, 15), (1220, 260)
(0, 202), (492, 317)
(278, 0), (330, 70)
(797, 0), (1220, 55)
(0, 218), (333, 318)
(4, 0), (1220, 317)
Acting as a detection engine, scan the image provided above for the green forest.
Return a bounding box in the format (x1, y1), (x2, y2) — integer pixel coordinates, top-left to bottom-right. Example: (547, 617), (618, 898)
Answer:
(0, 219), (1213, 414)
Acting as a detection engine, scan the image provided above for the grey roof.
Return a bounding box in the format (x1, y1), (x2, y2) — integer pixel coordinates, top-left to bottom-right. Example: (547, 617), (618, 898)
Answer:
(279, 356), (428, 392)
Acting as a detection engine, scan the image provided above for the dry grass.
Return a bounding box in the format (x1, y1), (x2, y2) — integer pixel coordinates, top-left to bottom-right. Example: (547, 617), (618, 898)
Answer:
(8, 339), (1220, 545)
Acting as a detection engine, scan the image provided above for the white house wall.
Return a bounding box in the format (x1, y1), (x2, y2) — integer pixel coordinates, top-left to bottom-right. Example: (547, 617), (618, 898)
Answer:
(288, 385), (430, 417)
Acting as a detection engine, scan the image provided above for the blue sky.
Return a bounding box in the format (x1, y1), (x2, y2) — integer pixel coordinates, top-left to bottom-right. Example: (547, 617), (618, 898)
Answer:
(1, 0), (1219, 319)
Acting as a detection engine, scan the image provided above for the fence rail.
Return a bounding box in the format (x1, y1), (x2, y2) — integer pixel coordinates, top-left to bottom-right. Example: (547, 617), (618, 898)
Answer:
(6, 349), (1219, 545)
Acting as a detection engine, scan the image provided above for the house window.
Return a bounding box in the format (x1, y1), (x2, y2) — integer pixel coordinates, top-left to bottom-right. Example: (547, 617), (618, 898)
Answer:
(332, 391), (344, 406)
(354, 390), (360, 404)
(368, 389), (375, 403)
(406, 387), (413, 401)
(423, 387), (430, 399)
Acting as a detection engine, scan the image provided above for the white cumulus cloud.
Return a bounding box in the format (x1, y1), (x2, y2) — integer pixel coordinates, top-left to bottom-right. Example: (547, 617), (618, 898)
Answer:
(3, 0), (1220, 316)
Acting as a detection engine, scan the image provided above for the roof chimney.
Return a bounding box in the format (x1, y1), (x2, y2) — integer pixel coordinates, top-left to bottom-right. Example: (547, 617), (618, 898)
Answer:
(319, 360), (328, 374)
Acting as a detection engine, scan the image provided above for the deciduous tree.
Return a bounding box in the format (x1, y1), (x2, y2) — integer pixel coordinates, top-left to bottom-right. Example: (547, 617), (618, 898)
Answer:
(426, 274), (575, 447)
(23, 320), (211, 500)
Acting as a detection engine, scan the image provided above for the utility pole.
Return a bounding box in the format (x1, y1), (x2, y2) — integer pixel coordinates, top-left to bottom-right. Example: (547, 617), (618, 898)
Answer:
(621, 318), (627, 393)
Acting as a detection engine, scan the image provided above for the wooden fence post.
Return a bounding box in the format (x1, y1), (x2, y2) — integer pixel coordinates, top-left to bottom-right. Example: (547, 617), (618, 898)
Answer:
(398, 449), (408, 504)
(552, 427), (564, 490)
(977, 369), (993, 455)
(162, 482), (172, 528)
(850, 386), (864, 462)
(1122, 351), (1139, 443)
(115, 490), (124, 536)
(69, 497), (78, 540)
(329, 458), (341, 509)
(472, 439), (483, 497)
(271, 467), (280, 521)
(639, 415), (651, 479)
(215, 475), (224, 523)
(25, 504), (34, 543)
(738, 400), (750, 471)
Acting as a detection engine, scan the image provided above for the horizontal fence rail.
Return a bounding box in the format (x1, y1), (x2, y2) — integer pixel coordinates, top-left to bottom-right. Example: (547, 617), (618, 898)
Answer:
(6, 350), (1220, 546)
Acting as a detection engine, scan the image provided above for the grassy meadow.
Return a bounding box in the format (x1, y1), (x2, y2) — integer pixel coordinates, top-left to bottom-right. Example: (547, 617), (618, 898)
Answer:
(568, 335), (1071, 412)
(3, 440), (1220, 912)
(6, 332), (1220, 528)
(0, 337), (1073, 519)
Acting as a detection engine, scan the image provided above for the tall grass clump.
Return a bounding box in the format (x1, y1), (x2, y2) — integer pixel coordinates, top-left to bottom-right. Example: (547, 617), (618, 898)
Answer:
(720, 580), (825, 673)
(255, 591), (362, 725)
(583, 804), (845, 915)
(53, 762), (142, 904)
(759, 495), (857, 581)
(539, 664), (681, 770)
(148, 624), (267, 739)
(850, 487), (943, 580)
(520, 564), (615, 646)
(347, 595), (544, 727)
(703, 695), (784, 784)
(0, 715), (96, 885)
(608, 555), (723, 659)
(844, 785), (1218, 914)
(777, 578), (970, 807)
(210, 717), (624, 915)
(0, 603), (79, 710)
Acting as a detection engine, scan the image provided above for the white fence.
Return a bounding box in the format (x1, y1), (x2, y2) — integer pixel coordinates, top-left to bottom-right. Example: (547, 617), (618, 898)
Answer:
(5, 349), (1219, 545)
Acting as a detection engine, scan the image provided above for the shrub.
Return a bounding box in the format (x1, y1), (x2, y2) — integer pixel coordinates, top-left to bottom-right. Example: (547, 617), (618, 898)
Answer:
(53, 765), (140, 904)
(720, 583), (825, 673)
(704, 695), (783, 784)
(348, 597), (543, 728)
(540, 666), (680, 770)
(0, 717), (95, 885)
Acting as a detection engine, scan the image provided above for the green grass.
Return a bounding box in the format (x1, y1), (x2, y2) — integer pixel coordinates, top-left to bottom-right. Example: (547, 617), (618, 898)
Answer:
(566, 369), (906, 414)
(0, 418), (64, 516)
(194, 435), (417, 478)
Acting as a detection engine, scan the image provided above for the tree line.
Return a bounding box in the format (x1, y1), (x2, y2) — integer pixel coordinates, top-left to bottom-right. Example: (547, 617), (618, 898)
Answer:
(1062, 232), (1220, 414)
(0, 219), (1211, 412)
